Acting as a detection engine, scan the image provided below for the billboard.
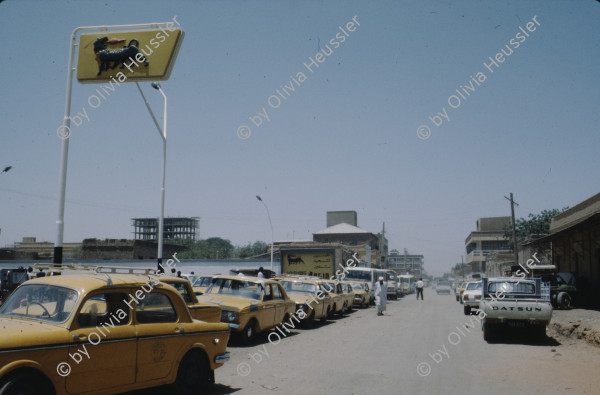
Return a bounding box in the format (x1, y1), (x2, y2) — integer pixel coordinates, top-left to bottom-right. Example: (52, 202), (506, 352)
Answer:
(281, 250), (335, 279)
(76, 26), (184, 83)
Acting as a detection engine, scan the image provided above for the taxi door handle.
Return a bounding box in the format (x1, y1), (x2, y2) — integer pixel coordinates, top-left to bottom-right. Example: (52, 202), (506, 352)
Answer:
(73, 334), (87, 341)
(174, 327), (184, 333)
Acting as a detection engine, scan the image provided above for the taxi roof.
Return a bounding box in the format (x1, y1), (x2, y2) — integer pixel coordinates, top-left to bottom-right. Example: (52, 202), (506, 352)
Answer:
(212, 274), (279, 284)
(23, 272), (166, 295)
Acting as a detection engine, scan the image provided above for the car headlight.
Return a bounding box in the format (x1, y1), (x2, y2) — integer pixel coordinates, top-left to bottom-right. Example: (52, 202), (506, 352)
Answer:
(221, 311), (239, 322)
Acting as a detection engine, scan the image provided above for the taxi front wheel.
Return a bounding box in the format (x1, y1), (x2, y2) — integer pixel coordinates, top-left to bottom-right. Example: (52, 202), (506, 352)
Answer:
(174, 351), (210, 394)
(242, 320), (257, 345)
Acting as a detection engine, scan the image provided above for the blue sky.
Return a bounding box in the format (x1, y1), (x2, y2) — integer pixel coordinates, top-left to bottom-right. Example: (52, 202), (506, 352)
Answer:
(1, 0), (598, 276)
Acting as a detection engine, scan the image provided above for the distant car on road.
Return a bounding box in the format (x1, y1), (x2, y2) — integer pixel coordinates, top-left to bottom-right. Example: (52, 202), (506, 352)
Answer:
(462, 281), (482, 315)
(436, 281), (452, 295)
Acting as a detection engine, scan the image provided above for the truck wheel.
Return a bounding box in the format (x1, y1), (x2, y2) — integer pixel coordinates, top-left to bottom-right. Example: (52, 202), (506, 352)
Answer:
(464, 306), (471, 315)
(532, 325), (546, 338)
(173, 351), (210, 394)
(483, 323), (495, 341)
(557, 292), (571, 309)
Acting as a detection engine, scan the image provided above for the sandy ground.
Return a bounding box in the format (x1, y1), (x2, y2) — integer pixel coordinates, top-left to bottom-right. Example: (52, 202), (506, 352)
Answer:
(548, 308), (600, 348)
(133, 290), (600, 394)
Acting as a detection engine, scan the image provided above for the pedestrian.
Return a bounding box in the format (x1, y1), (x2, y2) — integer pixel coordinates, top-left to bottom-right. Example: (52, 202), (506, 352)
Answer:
(416, 277), (424, 300)
(257, 267), (265, 278)
(375, 276), (387, 316)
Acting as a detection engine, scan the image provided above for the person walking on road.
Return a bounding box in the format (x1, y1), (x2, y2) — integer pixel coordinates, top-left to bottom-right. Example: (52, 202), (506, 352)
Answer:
(375, 276), (387, 316)
(416, 278), (424, 300)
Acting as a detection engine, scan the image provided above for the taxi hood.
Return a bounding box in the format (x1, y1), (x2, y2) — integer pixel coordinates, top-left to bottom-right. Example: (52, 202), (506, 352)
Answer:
(197, 295), (262, 311)
(0, 317), (70, 349)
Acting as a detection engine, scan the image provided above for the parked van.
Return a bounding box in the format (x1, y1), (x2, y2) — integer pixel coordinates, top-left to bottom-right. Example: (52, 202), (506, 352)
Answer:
(398, 274), (415, 295)
(385, 270), (399, 300)
(346, 267), (378, 291)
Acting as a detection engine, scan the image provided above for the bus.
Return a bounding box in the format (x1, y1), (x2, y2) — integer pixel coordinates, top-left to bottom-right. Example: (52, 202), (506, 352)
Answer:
(345, 268), (380, 291)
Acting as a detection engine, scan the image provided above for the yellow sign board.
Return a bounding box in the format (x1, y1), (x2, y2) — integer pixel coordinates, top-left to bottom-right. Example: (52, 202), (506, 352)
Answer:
(76, 26), (184, 83)
(282, 252), (334, 279)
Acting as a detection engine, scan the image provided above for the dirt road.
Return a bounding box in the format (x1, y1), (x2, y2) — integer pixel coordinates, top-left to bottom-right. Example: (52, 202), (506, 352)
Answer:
(208, 290), (600, 394)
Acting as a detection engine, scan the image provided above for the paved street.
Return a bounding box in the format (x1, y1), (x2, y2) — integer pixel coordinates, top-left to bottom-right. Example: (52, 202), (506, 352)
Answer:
(205, 290), (600, 394)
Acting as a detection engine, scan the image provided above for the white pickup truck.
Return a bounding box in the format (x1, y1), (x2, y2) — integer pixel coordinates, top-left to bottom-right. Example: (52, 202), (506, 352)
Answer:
(479, 277), (552, 341)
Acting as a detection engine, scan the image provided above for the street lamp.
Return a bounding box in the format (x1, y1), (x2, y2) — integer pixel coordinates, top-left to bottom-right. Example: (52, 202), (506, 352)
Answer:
(256, 195), (274, 272)
(135, 82), (167, 270)
(1, 166), (11, 174)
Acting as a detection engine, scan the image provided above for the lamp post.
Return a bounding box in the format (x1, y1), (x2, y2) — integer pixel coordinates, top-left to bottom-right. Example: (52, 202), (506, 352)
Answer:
(256, 195), (274, 272)
(135, 82), (167, 271)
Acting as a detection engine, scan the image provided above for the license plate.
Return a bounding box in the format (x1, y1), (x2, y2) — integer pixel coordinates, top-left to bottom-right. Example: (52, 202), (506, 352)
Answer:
(508, 321), (526, 328)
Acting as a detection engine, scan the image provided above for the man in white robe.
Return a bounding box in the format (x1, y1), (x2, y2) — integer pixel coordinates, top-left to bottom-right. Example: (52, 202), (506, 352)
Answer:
(375, 276), (387, 316)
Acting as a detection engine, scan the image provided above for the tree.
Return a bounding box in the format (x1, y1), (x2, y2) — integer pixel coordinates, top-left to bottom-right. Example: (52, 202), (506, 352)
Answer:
(173, 238), (268, 259)
(503, 207), (569, 249)
(233, 241), (268, 258)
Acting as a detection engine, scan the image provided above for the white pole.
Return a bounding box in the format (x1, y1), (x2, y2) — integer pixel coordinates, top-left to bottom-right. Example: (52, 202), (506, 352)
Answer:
(155, 85), (167, 270)
(54, 28), (79, 266)
(256, 196), (274, 272)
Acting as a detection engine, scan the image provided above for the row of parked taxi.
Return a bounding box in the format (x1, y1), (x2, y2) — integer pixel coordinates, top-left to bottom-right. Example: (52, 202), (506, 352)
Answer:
(190, 273), (375, 344)
(0, 265), (386, 394)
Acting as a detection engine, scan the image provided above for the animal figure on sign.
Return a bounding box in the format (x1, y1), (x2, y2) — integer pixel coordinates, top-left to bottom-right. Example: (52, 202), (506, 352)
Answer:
(93, 37), (149, 76)
(287, 256), (305, 265)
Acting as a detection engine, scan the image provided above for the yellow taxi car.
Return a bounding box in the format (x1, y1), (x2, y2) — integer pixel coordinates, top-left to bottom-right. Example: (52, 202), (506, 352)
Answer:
(192, 275), (215, 296)
(340, 282), (355, 312)
(197, 275), (295, 344)
(0, 269), (230, 395)
(159, 276), (221, 323)
(347, 280), (372, 308)
(321, 280), (347, 317)
(276, 276), (333, 328)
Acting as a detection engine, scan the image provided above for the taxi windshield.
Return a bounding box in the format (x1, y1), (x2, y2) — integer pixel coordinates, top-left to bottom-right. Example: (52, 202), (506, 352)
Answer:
(206, 278), (263, 299)
(280, 281), (316, 295)
(345, 270), (371, 281)
(352, 283), (364, 290)
(322, 282), (337, 293)
(0, 284), (78, 324)
(193, 276), (213, 287)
